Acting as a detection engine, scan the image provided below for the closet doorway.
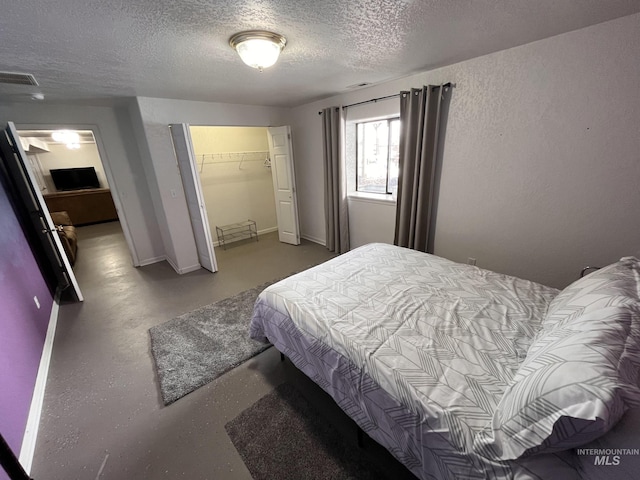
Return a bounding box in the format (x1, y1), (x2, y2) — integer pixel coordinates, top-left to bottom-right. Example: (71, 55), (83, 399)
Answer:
(170, 124), (300, 272)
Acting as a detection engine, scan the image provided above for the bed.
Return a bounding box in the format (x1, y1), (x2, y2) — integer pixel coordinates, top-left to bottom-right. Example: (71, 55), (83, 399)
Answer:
(249, 243), (640, 479)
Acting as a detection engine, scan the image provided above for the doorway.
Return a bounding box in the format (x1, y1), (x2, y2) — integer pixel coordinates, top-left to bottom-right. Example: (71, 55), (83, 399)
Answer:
(15, 127), (135, 282)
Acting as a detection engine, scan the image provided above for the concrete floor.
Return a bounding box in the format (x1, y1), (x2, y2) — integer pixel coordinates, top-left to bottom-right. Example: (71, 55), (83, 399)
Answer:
(31, 222), (415, 480)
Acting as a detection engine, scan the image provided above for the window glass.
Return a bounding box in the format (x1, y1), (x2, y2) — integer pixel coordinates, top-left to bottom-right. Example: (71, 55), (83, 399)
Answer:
(356, 118), (399, 195)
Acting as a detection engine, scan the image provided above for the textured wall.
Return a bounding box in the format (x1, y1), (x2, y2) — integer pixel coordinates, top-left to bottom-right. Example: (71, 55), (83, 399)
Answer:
(427, 13), (640, 288)
(0, 167), (53, 465)
(290, 13), (640, 288)
(348, 197), (396, 247)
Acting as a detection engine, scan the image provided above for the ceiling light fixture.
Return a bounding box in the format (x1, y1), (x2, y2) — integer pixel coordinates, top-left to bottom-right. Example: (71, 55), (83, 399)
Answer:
(51, 130), (79, 144)
(51, 130), (81, 149)
(229, 30), (287, 72)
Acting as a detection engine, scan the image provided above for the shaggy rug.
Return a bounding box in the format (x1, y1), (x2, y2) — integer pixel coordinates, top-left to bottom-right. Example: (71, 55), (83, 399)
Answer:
(149, 280), (275, 405)
(225, 383), (392, 480)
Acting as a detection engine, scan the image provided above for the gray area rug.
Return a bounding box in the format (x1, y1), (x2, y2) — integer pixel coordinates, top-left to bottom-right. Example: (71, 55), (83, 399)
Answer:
(149, 280), (275, 405)
(225, 383), (391, 480)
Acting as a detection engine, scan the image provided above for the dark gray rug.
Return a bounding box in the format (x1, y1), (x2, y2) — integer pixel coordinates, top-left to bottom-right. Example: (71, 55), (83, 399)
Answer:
(149, 281), (275, 405)
(225, 383), (391, 480)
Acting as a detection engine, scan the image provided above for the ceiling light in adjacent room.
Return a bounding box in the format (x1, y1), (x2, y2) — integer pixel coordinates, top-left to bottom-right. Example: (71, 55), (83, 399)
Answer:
(51, 130), (82, 149)
(51, 130), (80, 144)
(229, 30), (287, 72)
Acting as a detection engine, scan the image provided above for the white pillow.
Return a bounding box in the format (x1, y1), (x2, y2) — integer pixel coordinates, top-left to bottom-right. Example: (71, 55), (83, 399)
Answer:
(539, 256), (640, 333)
(473, 258), (640, 461)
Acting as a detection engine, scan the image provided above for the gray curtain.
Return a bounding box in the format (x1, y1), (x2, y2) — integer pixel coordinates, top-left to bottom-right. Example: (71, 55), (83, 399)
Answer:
(321, 106), (349, 253)
(394, 85), (449, 253)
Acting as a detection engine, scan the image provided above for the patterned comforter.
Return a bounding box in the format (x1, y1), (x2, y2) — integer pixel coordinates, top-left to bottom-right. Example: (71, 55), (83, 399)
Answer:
(250, 243), (581, 479)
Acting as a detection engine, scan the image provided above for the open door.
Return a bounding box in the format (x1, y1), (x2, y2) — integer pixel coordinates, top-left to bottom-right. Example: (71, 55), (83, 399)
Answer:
(169, 124), (217, 272)
(267, 126), (300, 245)
(0, 122), (83, 302)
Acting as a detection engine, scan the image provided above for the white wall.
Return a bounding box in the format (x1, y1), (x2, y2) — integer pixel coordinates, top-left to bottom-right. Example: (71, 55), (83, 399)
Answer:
(36, 142), (108, 192)
(0, 102), (164, 266)
(189, 127), (277, 240)
(348, 197), (396, 247)
(130, 97), (288, 273)
(289, 12), (640, 288)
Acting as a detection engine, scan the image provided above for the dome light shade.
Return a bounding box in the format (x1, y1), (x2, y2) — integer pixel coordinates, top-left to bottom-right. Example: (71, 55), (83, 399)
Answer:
(229, 31), (287, 72)
(51, 130), (79, 144)
(51, 130), (82, 149)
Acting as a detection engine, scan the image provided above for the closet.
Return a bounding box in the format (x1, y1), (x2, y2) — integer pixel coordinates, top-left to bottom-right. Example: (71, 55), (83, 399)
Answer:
(188, 126), (278, 247)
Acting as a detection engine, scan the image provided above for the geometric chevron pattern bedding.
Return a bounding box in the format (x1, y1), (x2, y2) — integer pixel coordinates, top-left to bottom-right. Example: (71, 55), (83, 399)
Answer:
(249, 243), (581, 479)
(475, 257), (640, 461)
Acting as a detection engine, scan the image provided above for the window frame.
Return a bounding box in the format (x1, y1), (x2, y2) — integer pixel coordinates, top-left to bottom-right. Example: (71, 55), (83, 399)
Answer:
(354, 116), (400, 196)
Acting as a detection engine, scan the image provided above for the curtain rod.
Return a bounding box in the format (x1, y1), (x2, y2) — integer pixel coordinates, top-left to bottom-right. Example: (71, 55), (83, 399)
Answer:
(318, 82), (452, 115)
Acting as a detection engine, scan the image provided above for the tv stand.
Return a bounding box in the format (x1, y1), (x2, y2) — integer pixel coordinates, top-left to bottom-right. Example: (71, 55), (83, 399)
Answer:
(43, 188), (118, 226)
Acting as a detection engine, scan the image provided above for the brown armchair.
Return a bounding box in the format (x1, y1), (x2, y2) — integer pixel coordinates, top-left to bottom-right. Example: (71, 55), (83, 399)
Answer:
(49, 211), (78, 265)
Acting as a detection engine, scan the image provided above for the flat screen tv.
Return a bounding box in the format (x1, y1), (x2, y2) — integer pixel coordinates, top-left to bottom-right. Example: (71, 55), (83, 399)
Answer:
(50, 167), (100, 191)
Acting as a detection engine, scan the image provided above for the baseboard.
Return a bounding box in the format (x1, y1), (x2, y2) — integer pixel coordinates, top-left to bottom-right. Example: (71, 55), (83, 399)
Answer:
(165, 256), (179, 273)
(165, 255), (201, 275)
(258, 226), (279, 236)
(177, 264), (201, 274)
(137, 255), (167, 267)
(300, 233), (326, 246)
(19, 290), (61, 474)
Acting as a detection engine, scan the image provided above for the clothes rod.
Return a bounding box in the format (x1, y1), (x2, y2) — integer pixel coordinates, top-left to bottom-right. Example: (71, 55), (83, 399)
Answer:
(200, 151), (269, 157)
(198, 151), (271, 171)
(317, 82), (452, 115)
(200, 151), (269, 162)
(200, 158), (266, 165)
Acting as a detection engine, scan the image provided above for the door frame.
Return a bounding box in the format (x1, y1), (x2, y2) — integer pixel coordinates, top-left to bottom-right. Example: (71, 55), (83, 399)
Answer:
(169, 123), (217, 272)
(2, 122), (83, 301)
(15, 123), (141, 267)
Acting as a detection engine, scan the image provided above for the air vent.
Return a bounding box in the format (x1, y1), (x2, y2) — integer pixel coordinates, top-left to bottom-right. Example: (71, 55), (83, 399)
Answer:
(346, 82), (371, 89)
(0, 72), (39, 86)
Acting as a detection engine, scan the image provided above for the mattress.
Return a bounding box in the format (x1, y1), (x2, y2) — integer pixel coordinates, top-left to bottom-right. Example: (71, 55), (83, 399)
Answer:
(250, 243), (581, 479)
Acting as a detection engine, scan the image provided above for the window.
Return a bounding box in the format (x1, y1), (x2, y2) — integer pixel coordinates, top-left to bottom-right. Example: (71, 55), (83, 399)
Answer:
(356, 118), (400, 195)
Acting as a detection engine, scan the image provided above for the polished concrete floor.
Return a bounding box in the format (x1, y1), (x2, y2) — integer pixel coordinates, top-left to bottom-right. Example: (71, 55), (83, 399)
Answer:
(31, 222), (415, 480)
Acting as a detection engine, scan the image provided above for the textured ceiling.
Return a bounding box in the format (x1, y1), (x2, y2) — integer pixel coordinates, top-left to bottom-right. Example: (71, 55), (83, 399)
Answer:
(1, 0), (639, 107)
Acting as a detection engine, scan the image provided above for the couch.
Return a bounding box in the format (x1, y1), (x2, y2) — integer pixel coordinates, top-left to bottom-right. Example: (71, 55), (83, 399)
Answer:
(50, 211), (78, 265)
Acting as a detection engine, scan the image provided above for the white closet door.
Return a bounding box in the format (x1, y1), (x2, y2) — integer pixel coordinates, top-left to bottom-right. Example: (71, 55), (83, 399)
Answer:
(267, 126), (300, 245)
(169, 124), (217, 272)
